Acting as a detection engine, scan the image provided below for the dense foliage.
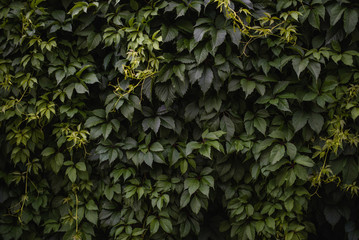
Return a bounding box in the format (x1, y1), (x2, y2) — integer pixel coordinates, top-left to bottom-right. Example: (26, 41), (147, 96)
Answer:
(1, 0), (359, 239)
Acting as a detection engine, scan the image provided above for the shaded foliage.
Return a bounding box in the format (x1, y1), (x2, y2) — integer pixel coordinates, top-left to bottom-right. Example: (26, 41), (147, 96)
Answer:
(0, 0), (359, 239)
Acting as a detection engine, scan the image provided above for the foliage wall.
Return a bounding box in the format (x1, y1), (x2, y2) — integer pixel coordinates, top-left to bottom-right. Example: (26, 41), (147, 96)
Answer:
(1, 0), (359, 239)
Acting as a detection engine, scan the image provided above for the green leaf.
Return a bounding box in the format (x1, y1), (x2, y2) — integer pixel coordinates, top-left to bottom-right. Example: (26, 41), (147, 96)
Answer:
(292, 111), (308, 132)
(144, 152), (153, 167)
(294, 155), (315, 167)
(159, 218), (173, 233)
(213, 29), (226, 47)
(150, 219), (160, 234)
(324, 207), (340, 227)
(307, 61), (321, 81)
(150, 142), (164, 152)
(330, 4), (346, 26)
(180, 190), (191, 208)
(223, 115), (235, 140)
(185, 141), (202, 156)
(102, 123), (112, 140)
(294, 165), (308, 180)
(284, 198), (294, 212)
(286, 143), (297, 160)
(85, 210), (98, 224)
(190, 196), (201, 214)
(253, 117), (266, 135)
(82, 73), (99, 84)
(194, 26), (210, 42)
(199, 144), (211, 158)
(162, 25), (178, 42)
(198, 67), (213, 94)
(87, 33), (101, 51)
(53, 153), (64, 173)
(344, 9), (358, 34)
(51, 10), (66, 22)
(75, 162), (86, 171)
(273, 81), (289, 95)
(351, 108), (359, 120)
(308, 112), (324, 134)
(173, 64), (185, 82)
(86, 200), (99, 211)
(84, 116), (104, 128)
(270, 144), (285, 164)
(265, 217), (275, 229)
(75, 83), (88, 94)
(120, 104), (134, 122)
(241, 79), (256, 98)
(194, 46), (208, 64)
(55, 70), (66, 85)
(245, 225), (254, 240)
(227, 27), (242, 46)
(184, 178), (200, 195)
(41, 147), (55, 157)
(67, 167), (77, 182)
(292, 58), (309, 78)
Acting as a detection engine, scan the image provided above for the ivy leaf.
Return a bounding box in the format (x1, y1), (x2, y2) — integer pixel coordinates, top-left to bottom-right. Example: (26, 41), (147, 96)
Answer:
(213, 29), (226, 48)
(84, 116), (104, 128)
(292, 58), (309, 78)
(351, 108), (359, 120)
(273, 81), (289, 95)
(150, 219), (160, 234)
(245, 225), (254, 240)
(294, 155), (315, 167)
(86, 200), (99, 211)
(159, 218), (173, 233)
(162, 25), (178, 42)
(194, 26), (210, 42)
(55, 70), (66, 84)
(184, 178), (200, 195)
(85, 210), (98, 224)
(344, 9), (358, 34)
(324, 206), (341, 227)
(198, 67), (213, 93)
(41, 147), (55, 157)
(184, 102), (199, 122)
(74, 83), (88, 94)
(241, 79), (256, 98)
(67, 167), (77, 182)
(270, 145), (285, 164)
(180, 191), (191, 208)
(87, 33), (101, 51)
(308, 112), (324, 134)
(82, 73), (99, 84)
(120, 104), (134, 122)
(102, 123), (112, 140)
(188, 66), (204, 84)
(194, 46), (209, 64)
(286, 143), (297, 160)
(190, 196), (201, 214)
(292, 111), (308, 132)
(150, 142), (164, 152)
(144, 152), (153, 167)
(253, 117), (266, 135)
(329, 4), (346, 26)
(151, 116), (161, 133)
(227, 27), (242, 46)
(284, 198), (294, 212)
(75, 162), (86, 171)
(307, 61), (321, 81)
(223, 115), (235, 140)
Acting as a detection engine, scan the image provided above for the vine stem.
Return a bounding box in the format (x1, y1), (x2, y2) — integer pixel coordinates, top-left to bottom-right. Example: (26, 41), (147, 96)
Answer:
(75, 191), (79, 233)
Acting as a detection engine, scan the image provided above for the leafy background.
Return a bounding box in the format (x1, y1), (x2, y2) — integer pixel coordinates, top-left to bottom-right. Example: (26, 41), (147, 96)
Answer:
(0, 0), (359, 239)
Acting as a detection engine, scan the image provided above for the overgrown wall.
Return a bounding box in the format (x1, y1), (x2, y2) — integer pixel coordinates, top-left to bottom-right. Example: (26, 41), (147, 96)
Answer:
(1, 0), (359, 239)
